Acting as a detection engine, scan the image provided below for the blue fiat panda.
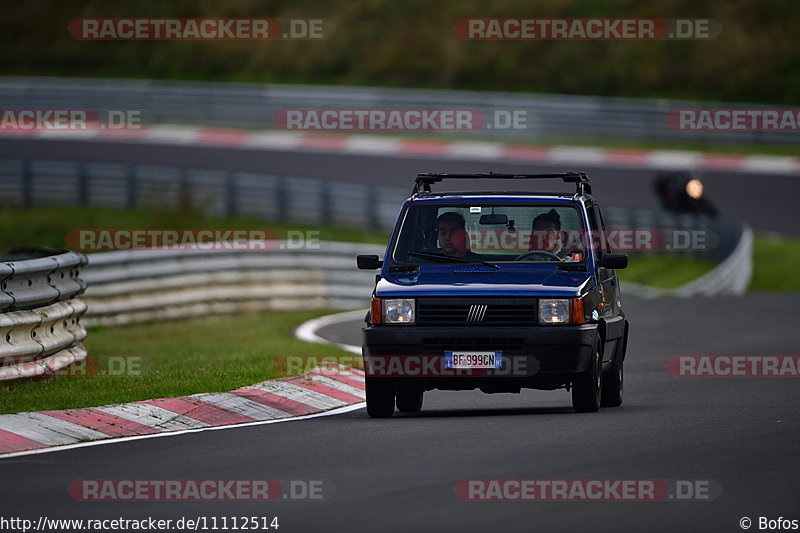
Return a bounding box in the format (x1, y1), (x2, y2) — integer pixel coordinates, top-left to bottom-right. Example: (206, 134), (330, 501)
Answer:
(357, 173), (629, 418)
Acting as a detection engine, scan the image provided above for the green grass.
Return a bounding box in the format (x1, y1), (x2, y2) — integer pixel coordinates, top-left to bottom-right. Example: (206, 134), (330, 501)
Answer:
(2, 1), (799, 105)
(750, 234), (800, 291)
(619, 254), (716, 289)
(620, 233), (800, 291)
(0, 205), (388, 254)
(0, 309), (354, 414)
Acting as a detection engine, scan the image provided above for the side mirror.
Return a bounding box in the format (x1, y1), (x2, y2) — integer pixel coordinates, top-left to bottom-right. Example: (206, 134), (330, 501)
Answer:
(600, 253), (628, 270)
(357, 255), (383, 270)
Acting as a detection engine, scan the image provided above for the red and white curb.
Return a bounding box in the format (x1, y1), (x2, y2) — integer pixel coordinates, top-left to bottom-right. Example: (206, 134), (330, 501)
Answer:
(0, 364), (365, 458)
(1, 124), (798, 175)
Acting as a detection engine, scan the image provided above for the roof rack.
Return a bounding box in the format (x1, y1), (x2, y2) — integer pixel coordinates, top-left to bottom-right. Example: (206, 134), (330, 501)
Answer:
(413, 172), (591, 196)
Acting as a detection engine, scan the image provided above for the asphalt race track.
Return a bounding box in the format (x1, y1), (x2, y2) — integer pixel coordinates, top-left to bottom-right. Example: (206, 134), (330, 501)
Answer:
(1, 138), (799, 532)
(0, 137), (798, 236)
(1, 293), (798, 532)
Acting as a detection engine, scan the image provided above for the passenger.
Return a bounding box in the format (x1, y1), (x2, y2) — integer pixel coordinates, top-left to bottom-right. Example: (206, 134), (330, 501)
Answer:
(530, 209), (563, 255)
(530, 209), (582, 261)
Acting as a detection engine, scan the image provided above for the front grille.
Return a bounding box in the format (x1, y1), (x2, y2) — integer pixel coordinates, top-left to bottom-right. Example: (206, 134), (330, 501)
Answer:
(417, 297), (537, 326)
(421, 337), (525, 354)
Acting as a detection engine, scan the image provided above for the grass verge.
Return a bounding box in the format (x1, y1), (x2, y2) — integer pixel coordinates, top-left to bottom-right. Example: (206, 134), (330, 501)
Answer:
(619, 254), (716, 289)
(0, 205), (389, 254)
(0, 309), (352, 414)
(750, 234), (800, 291)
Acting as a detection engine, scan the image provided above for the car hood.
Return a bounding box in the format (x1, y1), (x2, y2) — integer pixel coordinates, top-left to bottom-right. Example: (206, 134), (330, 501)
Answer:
(376, 265), (594, 298)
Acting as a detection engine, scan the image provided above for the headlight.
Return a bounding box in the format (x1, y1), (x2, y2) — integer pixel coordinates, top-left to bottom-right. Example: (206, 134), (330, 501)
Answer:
(539, 299), (570, 324)
(383, 298), (415, 324)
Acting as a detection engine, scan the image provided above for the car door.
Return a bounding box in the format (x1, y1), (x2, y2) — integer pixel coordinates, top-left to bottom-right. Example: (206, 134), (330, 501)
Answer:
(587, 203), (624, 363)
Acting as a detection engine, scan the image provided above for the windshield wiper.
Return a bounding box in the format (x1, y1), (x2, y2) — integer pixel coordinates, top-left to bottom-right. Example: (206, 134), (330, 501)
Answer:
(407, 251), (499, 269)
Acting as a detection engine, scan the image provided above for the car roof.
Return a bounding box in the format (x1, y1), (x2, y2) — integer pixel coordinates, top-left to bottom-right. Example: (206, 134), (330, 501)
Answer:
(409, 192), (589, 204)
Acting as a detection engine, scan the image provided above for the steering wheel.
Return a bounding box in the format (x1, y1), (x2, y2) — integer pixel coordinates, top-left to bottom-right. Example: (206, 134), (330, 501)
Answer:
(514, 250), (563, 262)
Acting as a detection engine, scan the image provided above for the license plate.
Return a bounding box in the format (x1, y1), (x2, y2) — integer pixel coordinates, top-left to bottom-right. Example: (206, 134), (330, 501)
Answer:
(444, 351), (503, 369)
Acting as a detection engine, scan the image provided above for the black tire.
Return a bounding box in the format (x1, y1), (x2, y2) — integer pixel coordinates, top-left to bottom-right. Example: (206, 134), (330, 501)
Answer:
(601, 354), (623, 407)
(366, 378), (395, 418)
(572, 339), (602, 413)
(396, 384), (424, 413)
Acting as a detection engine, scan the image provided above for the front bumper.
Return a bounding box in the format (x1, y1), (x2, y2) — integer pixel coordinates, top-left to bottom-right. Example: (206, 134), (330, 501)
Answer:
(362, 324), (598, 389)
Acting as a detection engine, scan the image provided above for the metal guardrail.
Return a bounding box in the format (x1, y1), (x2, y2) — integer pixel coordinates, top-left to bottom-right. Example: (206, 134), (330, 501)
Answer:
(0, 251), (87, 311)
(0, 251), (88, 380)
(0, 159), (407, 233)
(624, 226), (754, 298)
(82, 242), (384, 326)
(1, 77), (797, 145)
(0, 158), (742, 263)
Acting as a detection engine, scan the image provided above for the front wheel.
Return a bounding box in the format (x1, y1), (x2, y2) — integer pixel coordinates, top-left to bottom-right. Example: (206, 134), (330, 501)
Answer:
(572, 340), (602, 413)
(366, 378), (395, 418)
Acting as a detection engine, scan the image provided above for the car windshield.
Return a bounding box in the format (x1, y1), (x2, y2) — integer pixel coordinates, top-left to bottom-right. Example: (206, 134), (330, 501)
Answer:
(391, 202), (588, 265)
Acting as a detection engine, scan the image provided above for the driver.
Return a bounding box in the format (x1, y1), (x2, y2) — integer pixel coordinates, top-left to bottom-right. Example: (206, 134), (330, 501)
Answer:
(435, 211), (477, 258)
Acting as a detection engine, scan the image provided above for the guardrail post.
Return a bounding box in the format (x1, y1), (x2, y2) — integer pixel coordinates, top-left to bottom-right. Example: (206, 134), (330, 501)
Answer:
(320, 180), (332, 226)
(366, 187), (379, 230)
(178, 168), (191, 211)
(276, 176), (288, 222)
(21, 160), (32, 207)
(125, 165), (137, 209)
(77, 162), (88, 206)
(225, 172), (237, 218)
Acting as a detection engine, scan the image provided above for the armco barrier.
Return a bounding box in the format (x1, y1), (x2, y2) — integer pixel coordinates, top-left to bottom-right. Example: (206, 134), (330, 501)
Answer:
(0, 158), (742, 263)
(0, 160), (407, 233)
(0, 251), (88, 381)
(623, 226), (753, 298)
(0, 77), (797, 146)
(1, 251), (86, 311)
(81, 242), (384, 327)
